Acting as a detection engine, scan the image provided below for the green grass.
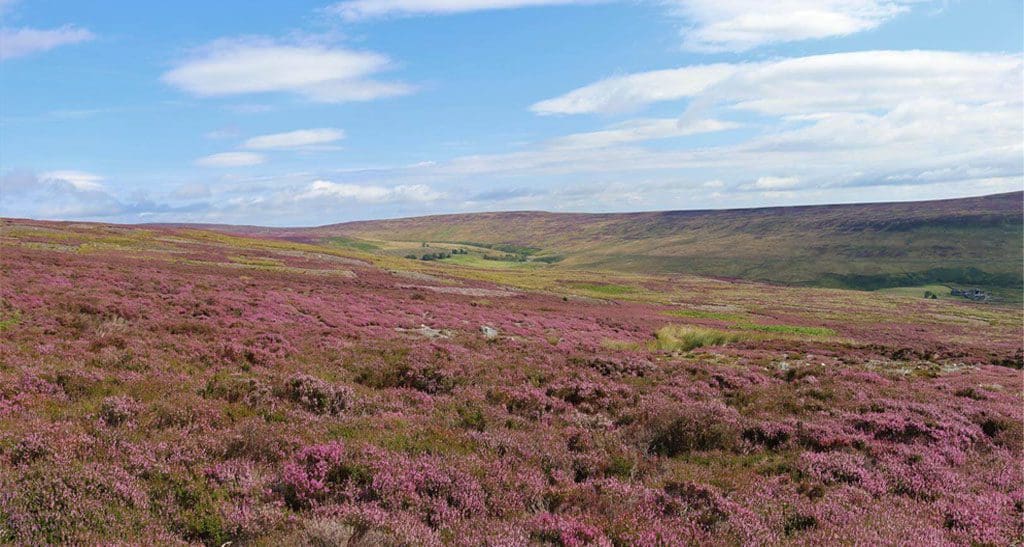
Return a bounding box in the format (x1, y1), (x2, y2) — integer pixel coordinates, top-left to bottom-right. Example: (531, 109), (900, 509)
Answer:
(662, 309), (747, 322)
(227, 255), (283, 267)
(651, 325), (750, 352)
(875, 284), (953, 299)
(661, 309), (835, 337)
(439, 253), (545, 270)
(735, 323), (835, 336)
(317, 192), (1023, 291)
(321, 236), (380, 253)
(571, 283), (637, 296)
(0, 309), (21, 332)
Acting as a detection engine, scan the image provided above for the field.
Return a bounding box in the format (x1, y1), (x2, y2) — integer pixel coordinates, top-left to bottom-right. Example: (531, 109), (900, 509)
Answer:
(230, 192), (1023, 297)
(1, 217), (1021, 545)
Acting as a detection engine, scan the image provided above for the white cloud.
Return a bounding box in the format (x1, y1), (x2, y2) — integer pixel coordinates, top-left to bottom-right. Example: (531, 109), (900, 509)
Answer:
(400, 49), (1021, 203)
(162, 39), (414, 103)
(752, 176), (799, 189)
(328, 0), (599, 20)
(532, 64), (739, 115)
(243, 128), (346, 150)
(549, 117), (738, 149)
(40, 170), (105, 191)
(195, 152), (265, 167)
(668, 0), (927, 51)
(0, 25), (94, 60)
(534, 50), (1021, 116)
(296, 179), (442, 203)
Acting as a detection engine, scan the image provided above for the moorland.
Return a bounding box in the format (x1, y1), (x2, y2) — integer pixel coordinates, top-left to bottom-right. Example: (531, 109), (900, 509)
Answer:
(0, 193), (1021, 544)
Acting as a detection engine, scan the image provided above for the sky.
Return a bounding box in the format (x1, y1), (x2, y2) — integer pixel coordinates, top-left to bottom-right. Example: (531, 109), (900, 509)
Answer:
(0, 0), (1021, 226)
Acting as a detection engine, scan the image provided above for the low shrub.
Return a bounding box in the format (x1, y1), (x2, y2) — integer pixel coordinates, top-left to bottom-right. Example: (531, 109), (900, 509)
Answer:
(203, 373), (273, 407)
(356, 362), (454, 395)
(99, 396), (141, 426)
(282, 374), (353, 415)
(639, 401), (744, 456)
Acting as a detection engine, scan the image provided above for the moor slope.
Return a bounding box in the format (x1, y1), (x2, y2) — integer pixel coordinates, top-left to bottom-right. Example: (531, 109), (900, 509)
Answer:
(0, 218), (1021, 544)
(227, 192), (1023, 292)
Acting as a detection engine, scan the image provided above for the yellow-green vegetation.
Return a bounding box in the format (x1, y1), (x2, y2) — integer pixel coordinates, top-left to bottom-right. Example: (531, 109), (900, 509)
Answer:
(651, 325), (751, 352)
(662, 309), (748, 321)
(875, 284), (953, 299)
(662, 309), (835, 337)
(321, 236), (380, 252)
(735, 323), (835, 336)
(228, 255), (284, 267)
(439, 253), (546, 270)
(571, 283), (637, 296)
(0, 309), (21, 331)
(601, 338), (643, 351)
(315, 192), (1023, 293)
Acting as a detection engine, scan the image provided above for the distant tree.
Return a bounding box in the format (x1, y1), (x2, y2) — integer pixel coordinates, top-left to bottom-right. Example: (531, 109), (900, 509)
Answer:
(924, 291), (938, 299)
(404, 254), (418, 260)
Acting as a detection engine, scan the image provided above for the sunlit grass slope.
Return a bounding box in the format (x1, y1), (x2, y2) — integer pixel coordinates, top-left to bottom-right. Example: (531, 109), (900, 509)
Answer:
(273, 192), (1023, 293)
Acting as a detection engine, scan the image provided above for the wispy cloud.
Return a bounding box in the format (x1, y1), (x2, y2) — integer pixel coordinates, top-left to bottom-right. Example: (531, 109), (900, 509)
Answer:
(667, 0), (930, 51)
(531, 64), (739, 115)
(195, 152), (265, 167)
(0, 25), (93, 60)
(548, 118), (739, 149)
(243, 128), (346, 150)
(162, 38), (414, 103)
(329, 0), (927, 51)
(295, 179), (442, 203)
(328, 0), (601, 20)
(533, 50), (1022, 116)
(40, 170), (105, 191)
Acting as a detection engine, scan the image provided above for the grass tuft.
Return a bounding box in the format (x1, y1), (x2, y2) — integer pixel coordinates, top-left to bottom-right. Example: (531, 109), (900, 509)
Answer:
(651, 325), (750, 352)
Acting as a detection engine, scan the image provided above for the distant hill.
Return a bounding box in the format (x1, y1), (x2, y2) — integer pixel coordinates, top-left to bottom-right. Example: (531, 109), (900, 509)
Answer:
(218, 192), (1024, 291)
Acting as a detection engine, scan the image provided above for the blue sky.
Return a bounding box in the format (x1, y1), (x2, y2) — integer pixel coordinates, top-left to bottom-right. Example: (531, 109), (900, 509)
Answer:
(1, 0), (1021, 225)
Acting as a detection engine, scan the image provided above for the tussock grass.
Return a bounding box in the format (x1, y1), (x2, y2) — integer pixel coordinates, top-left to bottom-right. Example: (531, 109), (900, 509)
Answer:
(601, 338), (643, 351)
(651, 325), (750, 352)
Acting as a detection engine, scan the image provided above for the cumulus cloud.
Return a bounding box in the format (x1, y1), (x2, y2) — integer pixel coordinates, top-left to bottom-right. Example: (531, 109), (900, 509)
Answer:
(668, 0), (928, 51)
(162, 39), (414, 103)
(0, 25), (94, 60)
(243, 128), (346, 150)
(328, 0), (599, 20)
(195, 152), (265, 167)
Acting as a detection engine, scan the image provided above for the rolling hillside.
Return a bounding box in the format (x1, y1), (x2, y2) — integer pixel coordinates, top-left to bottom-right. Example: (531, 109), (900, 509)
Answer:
(233, 192), (1023, 292)
(1, 218), (1022, 543)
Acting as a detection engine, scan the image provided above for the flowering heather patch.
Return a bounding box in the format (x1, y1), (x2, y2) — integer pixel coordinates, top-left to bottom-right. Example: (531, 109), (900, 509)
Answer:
(0, 219), (1021, 544)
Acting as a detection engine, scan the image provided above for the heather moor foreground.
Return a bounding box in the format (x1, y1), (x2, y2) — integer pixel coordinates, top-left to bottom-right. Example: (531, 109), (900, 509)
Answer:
(1, 218), (1021, 545)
